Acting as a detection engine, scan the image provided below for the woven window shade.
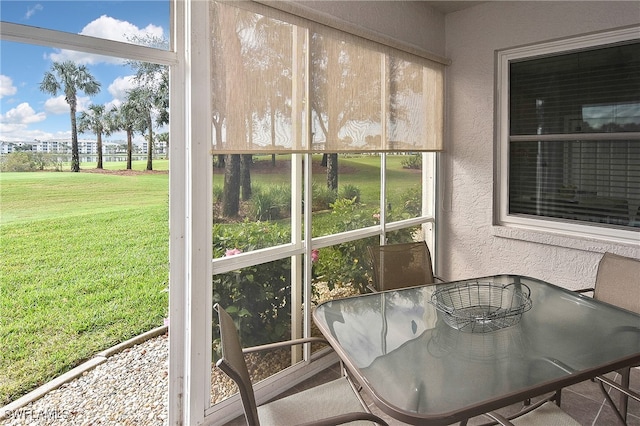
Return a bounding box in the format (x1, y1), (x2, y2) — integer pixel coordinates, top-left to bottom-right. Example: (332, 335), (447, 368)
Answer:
(210, 1), (444, 154)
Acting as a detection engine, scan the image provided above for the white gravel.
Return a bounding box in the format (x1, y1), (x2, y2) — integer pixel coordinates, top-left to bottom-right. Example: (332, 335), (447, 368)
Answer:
(1, 334), (168, 426)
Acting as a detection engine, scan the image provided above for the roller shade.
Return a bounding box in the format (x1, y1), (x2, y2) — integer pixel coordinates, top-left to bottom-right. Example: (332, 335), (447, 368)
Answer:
(210, 1), (444, 154)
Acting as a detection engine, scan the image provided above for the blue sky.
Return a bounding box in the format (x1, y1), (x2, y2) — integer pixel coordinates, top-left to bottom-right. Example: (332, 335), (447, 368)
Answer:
(0, 1), (170, 143)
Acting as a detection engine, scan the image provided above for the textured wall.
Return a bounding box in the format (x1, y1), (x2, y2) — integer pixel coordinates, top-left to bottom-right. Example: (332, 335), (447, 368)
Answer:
(297, 1), (446, 56)
(441, 2), (640, 288)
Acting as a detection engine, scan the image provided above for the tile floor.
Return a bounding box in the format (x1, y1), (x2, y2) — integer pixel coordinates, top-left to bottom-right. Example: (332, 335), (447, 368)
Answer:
(224, 365), (639, 425)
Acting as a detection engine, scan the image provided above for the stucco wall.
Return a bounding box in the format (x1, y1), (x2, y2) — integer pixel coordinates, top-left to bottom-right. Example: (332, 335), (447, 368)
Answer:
(441, 1), (640, 288)
(295, 1), (446, 56)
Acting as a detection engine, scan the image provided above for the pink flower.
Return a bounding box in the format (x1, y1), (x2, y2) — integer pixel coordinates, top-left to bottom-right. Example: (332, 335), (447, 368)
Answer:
(225, 248), (243, 257)
(311, 249), (319, 263)
(164, 317), (170, 327)
(372, 213), (380, 221)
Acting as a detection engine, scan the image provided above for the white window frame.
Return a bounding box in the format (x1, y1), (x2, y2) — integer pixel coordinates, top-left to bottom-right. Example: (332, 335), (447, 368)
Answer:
(495, 26), (640, 246)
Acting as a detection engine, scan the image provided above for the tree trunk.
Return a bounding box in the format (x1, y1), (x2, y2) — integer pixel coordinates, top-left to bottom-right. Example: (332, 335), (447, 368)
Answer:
(70, 106), (80, 172)
(327, 153), (338, 190)
(270, 103), (276, 167)
(96, 132), (103, 169)
(241, 154), (252, 201)
(146, 112), (153, 171)
(222, 154), (241, 217)
(126, 130), (133, 170)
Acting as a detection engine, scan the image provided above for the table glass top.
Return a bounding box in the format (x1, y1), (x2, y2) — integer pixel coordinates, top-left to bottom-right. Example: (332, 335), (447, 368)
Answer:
(313, 275), (640, 422)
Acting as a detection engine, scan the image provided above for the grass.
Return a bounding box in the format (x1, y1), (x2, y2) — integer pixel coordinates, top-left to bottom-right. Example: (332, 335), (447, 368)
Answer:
(0, 161), (169, 405)
(0, 155), (422, 405)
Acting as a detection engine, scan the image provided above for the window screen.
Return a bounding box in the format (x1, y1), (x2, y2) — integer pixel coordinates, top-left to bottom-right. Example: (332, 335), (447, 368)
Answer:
(508, 41), (640, 229)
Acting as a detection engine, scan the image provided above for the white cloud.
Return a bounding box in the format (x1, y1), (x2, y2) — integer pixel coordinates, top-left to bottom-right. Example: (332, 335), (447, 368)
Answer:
(108, 75), (136, 103)
(0, 102), (49, 141)
(43, 96), (69, 115)
(43, 95), (93, 115)
(0, 123), (57, 142)
(49, 50), (124, 66)
(0, 75), (18, 98)
(76, 96), (92, 113)
(1, 102), (46, 125)
(25, 4), (43, 19)
(81, 15), (164, 42)
(48, 15), (164, 65)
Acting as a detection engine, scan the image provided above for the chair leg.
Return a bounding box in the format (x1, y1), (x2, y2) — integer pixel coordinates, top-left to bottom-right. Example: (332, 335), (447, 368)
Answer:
(554, 389), (562, 407)
(618, 368), (630, 423)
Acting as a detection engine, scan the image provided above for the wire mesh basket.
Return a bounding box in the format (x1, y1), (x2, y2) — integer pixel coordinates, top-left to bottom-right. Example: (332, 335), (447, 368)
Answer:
(431, 281), (532, 333)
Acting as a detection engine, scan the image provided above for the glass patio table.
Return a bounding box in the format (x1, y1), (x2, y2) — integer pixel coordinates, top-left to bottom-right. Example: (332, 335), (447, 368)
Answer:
(312, 274), (640, 425)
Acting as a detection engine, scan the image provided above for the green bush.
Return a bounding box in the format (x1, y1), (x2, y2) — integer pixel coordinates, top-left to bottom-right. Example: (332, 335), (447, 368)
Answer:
(400, 185), (422, 218)
(339, 184), (361, 203)
(249, 184), (291, 221)
(212, 221), (293, 355)
(313, 198), (378, 293)
(212, 185), (419, 354)
(311, 182), (337, 211)
(401, 154), (422, 169)
(1, 152), (37, 172)
(212, 184), (223, 203)
(0, 152), (60, 172)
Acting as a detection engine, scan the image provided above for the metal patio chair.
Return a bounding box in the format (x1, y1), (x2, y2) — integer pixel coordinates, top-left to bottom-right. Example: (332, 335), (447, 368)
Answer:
(576, 252), (640, 423)
(214, 303), (389, 426)
(367, 241), (442, 292)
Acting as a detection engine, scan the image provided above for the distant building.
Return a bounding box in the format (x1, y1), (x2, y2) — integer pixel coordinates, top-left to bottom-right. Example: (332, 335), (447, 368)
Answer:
(1, 138), (167, 156)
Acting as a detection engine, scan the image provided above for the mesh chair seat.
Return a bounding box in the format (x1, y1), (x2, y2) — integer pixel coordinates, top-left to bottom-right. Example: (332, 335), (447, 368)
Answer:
(509, 402), (580, 426)
(214, 303), (388, 426)
(257, 378), (376, 426)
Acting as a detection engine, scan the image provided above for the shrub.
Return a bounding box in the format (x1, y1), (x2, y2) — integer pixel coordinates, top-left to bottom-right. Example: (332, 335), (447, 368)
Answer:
(1, 152), (37, 172)
(400, 185), (422, 218)
(311, 182), (337, 211)
(212, 184), (223, 203)
(0, 152), (58, 172)
(312, 198), (378, 293)
(339, 184), (361, 203)
(212, 221), (293, 354)
(248, 184), (291, 220)
(401, 154), (422, 169)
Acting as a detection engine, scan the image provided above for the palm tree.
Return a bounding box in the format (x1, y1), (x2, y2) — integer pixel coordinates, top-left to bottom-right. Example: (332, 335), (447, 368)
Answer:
(77, 104), (110, 169)
(111, 101), (143, 170)
(40, 61), (101, 172)
(127, 86), (155, 171)
(127, 36), (169, 172)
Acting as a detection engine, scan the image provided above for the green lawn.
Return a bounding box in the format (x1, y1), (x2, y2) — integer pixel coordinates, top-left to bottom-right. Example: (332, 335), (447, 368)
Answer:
(0, 161), (169, 405)
(0, 155), (422, 405)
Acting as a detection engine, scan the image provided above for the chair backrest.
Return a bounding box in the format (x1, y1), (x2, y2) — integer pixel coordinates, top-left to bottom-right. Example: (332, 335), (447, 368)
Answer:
(214, 303), (261, 426)
(368, 241), (435, 291)
(594, 252), (640, 314)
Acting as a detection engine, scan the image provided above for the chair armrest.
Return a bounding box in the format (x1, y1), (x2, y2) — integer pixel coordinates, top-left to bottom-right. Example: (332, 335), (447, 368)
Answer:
(299, 412), (389, 426)
(242, 337), (329, 354)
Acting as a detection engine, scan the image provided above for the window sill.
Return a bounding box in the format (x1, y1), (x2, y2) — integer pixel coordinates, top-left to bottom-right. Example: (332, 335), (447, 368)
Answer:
(493, 224), (640, 257)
